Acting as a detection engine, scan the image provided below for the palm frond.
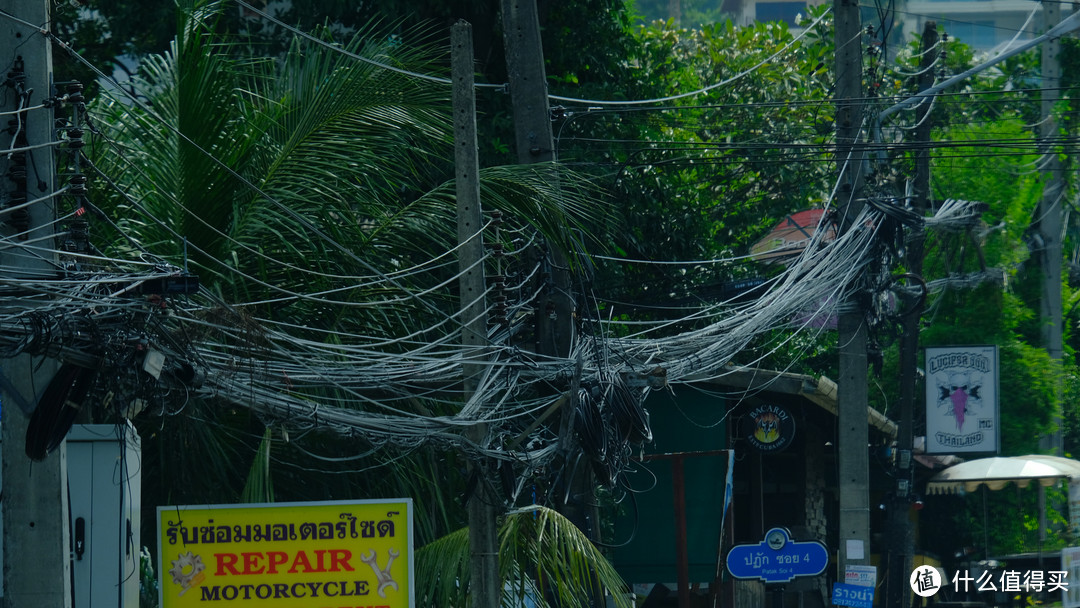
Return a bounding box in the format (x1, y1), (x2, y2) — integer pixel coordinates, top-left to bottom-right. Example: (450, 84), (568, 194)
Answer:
(501, 506), (632, 608)
(416, 506), (632, 608)
(416, 526), (472, 607)
(240, 427), (275, 503)
(403, 163), (612, 269)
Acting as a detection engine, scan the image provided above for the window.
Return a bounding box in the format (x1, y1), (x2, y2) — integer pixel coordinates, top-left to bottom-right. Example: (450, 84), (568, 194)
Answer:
(942, 19), (997, 49)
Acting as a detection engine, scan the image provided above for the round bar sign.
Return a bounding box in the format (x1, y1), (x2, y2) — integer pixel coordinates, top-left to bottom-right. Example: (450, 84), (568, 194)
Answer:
(743, 404), (796, 452)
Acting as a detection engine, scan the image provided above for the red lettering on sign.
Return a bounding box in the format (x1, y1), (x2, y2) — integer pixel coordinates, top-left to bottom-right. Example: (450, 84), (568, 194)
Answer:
(266, 551), (288, 573)
(242, 552), (265, 574)
(214, 553), (239, 575)
(212, 550), (357, 575)
(289, 550), (315, 573)
(329, 549), (354, 572)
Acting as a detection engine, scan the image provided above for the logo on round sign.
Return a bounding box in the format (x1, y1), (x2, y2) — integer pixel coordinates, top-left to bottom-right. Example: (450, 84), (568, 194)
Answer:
(743, 404), (796, 452)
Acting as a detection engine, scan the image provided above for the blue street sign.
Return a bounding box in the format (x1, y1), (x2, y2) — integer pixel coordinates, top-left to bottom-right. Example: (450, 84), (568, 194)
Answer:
(832, 583), (874, 608)
(727, 528), (828, 583)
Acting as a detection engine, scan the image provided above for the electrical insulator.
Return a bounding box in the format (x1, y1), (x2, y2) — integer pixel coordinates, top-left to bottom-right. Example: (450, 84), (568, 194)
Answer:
(66, 82), (84, 105)
(69, 174), (88, 196)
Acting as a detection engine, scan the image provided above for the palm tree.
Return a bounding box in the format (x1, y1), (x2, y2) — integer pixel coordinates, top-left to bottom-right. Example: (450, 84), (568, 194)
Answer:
(78, 1), (628, 606)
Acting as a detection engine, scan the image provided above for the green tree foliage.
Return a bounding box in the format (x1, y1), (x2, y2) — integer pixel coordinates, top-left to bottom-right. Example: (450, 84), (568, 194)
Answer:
(82, 2), (624, 605)
(85, 0), (469, 527)
(416, 506), (631, 607)
(52, 0), (177, 97)
(62, 0), (1080, 582)
(865, 31), (1063, 459)
(556, 15), (835, 314)
(922, 485), (1072, 561)
(867, 34), (1079, 559)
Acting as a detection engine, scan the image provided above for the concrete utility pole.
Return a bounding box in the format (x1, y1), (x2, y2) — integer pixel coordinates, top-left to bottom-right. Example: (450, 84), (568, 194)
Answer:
(1036, 0), (1065, 560)
(1037, 0), (1064, 457)
(668, 0), (682, 27)
(452, 22), (500, 608)
(0, 1), (70, 607)
(833, 0), (872, 576)
(885, 22), (937, 608)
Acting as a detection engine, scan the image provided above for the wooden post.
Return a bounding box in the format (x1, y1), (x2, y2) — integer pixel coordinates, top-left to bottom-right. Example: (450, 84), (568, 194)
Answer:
(452, 21), (499, 608)
(500, 0), (574, 360)
(500, 7), (606, 606)
(672, 455), (690, 608)
(886, 24), (937, 608)
(1037, 0), (1065, 564)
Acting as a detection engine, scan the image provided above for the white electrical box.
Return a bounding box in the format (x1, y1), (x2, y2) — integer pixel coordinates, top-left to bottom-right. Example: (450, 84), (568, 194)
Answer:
(67, 424), (142, 608)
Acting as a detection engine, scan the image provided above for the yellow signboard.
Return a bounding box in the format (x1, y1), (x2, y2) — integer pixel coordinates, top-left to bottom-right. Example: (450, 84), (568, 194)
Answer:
(158, 499), (412, 608)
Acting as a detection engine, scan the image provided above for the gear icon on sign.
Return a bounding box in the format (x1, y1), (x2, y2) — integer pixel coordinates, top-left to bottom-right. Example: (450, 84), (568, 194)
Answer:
(168, 551), (205, 589)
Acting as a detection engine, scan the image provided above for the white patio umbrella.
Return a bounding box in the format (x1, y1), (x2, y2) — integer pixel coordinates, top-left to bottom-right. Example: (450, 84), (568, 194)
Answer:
(1015, 454), (1080, 478)
(926, 455), (1078, 495)
(925, 455), (1080, 560)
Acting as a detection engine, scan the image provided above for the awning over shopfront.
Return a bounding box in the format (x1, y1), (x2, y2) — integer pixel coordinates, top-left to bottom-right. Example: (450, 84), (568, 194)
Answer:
(705, 364), (897, 438)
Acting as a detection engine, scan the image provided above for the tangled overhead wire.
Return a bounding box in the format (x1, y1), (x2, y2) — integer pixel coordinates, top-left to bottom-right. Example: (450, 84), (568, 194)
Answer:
(0, 2), (1004, 500)
(0, 199), (970, 467)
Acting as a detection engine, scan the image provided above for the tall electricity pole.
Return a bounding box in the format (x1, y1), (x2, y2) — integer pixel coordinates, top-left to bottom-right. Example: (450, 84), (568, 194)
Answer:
(885, 22), (937, 608)
(834, 0), (872, 576)
(1035, 0), (1065, 561)
(500, 0), (573, 360)
(500, 4), (602, 606)
(452, 22), (500, 608)
(0, 0), (71, 606)
(1037, 0), (1064, 457)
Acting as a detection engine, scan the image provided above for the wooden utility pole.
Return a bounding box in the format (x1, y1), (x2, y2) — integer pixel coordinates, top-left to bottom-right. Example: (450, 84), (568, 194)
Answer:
(452, 21), (499, 608)
(0, 0), (70, 606)
(834, 0), (871, 576)
(500, 0), (574, 360)
(501, 0), (554, 166)
(885, 22), (937, 608)
(1038, 0), (1064, 457)
(500, 4), (603, 606)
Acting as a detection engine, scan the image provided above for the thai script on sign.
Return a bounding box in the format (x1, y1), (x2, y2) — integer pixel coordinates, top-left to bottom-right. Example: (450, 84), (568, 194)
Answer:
(165, 512), (398, 545)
